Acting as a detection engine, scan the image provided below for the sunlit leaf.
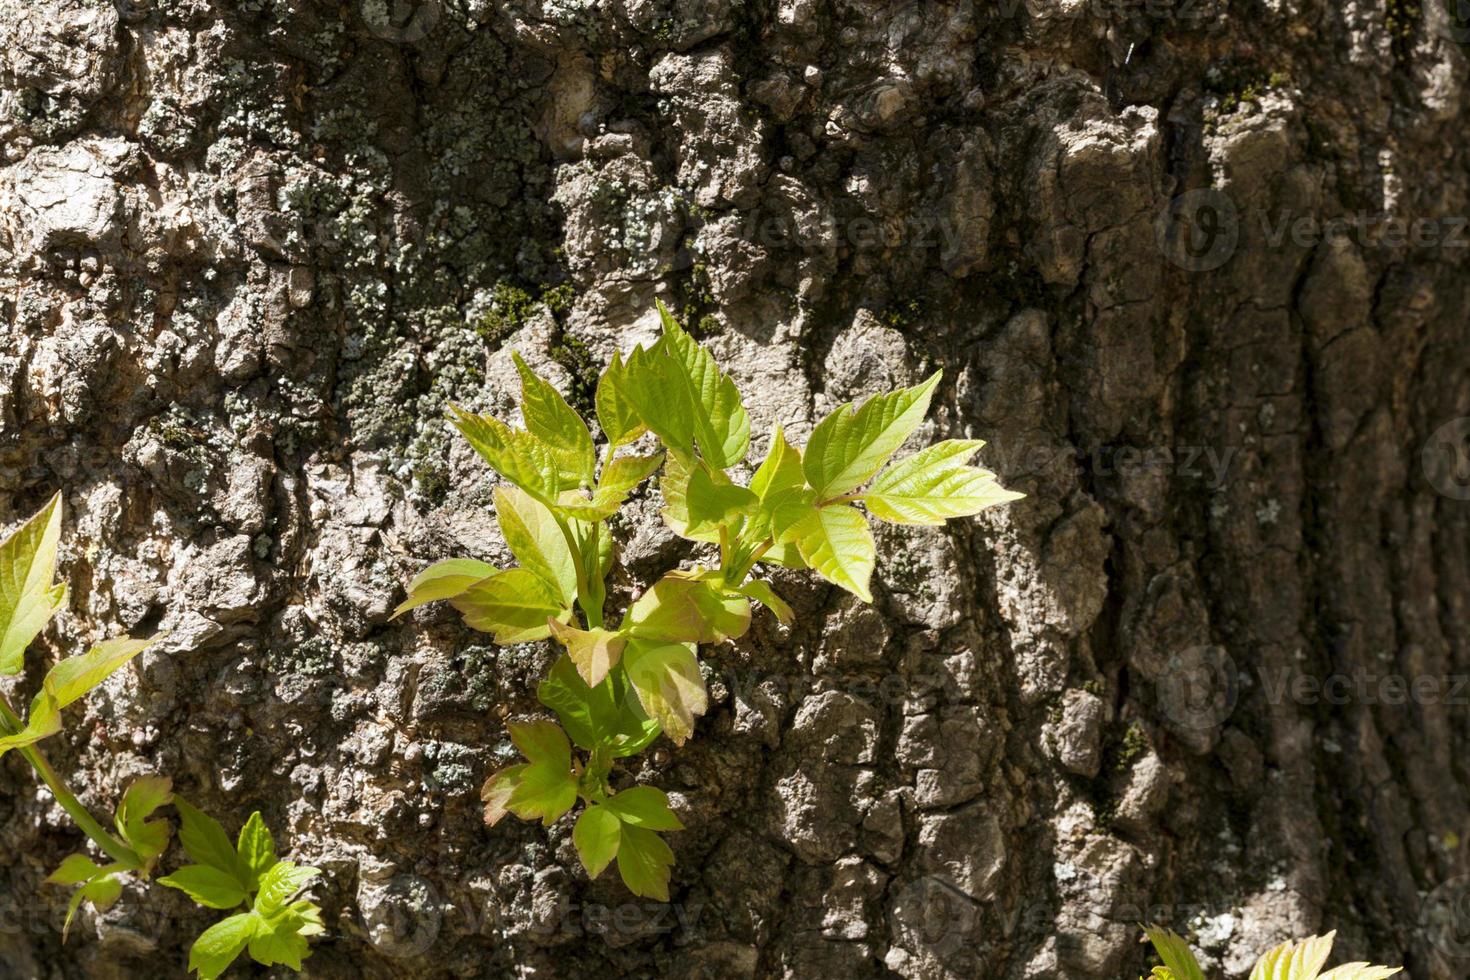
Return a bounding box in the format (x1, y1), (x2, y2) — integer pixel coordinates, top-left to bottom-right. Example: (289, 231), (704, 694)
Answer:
(159, 864), (249, 910)
(626, 574), (751, 644)
(548, 618), (626, 687)
(684, 466), (757, 534)
(513, 352), (595, 486)
(0, 492), (66, 676)
(731, 579), (793, 624)
(573, 803), (621, 878)
(1142, 926), (1207, 980)
(114, 775), (173, 870)
(236, 812), (277, 893)
(392, 558), (498, 619)
(449, 405), (563, 502)
(596, 351), (647, 448)
(615, 823), (675, 901)
(803, 372), (940, 498)
(481, 764), (527, 827)
(496, 486), (578, 606)
(777, 503), (875, 602)
(537, 657), (662, 757)
(451, 568), (570, 644)
(621, 638), (706, 745)
(863, 439), (1023, 525)
(602, 785), (683, 831)
(505, 720), (579, 825)
(656, 301), (750, 468)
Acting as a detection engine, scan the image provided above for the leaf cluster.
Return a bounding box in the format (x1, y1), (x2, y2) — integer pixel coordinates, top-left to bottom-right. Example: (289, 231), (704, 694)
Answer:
(1140, 926), (1401, 980)
(400, 303), (1022, 900)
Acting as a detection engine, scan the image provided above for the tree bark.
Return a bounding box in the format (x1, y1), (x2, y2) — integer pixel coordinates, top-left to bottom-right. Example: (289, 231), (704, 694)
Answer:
(2, 1), (1469, 977)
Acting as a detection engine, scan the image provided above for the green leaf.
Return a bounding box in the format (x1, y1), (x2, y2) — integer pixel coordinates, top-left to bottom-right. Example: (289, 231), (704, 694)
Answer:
(514, 352), (596, 486)
(46, 634), (158, 711)
(596, 351), (647, 448)
(656, 302), (751, 468)
(47, 853), (102, 886)
(731, 579), (793, 624)
(505, 720), (579, 825)
(392, 558), (498, 619)
(481, 764), (527, 827)
(175, 799), (243, 882)
(548, 619), (626, 687)
(626, 574), (751, 644)
(1318, 966), (1402, 980)
(657, 451), (721, 543)
(621, 638), (706, 746)
(684, 466), (758, 534)
(778, 503), (875, 602)
(862, 439), (1023, 525)
(615, 823), (675, 902)
(602, 786), (683, 831)
(450, 568), (570, 644)
(47, 856), (129, 937)
(1143, 927), (1207, 980)
(537, 657), (662, 757)
(0, 492), (66, 677)
(495, 486), (578, 606)
(249, 900), (324, 970)
(573, 803), (622, 878)
(236, 812), (277, 893)
(254, 861), (320, 916)
(803, 372), (941, 498)
(114, 775), (173, 870)
(556, 453), (665, 521)
(1248, 932), (1360, 980)
(189, 912), (258, 979)
(0, 634), (160, 759)
(623, 342), (698, 459)
(448, 405), (563, 502)
(160, 865), (250, 910)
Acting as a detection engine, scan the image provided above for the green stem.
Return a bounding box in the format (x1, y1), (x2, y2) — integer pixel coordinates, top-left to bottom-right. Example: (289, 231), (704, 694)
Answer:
(0, 698), (138, 866)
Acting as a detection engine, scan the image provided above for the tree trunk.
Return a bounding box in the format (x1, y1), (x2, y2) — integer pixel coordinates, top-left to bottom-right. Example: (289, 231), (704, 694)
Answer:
(2, 1), (1469, 977)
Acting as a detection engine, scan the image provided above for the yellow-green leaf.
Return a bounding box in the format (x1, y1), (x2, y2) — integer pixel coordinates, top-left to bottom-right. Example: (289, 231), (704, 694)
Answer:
(603, 785), (683, 831)
(803, 372), (941, 498)
(481, 764), (528, 827)
(685, 466), (758, 534)
(615, 823), (675, 901)
(236, 812), (277, 892)
(626, 574), (751, 644)
(189, 911), (258, 979)
(513, 352), (595, 486)
(449, 405), (563, 502)
(0, 492), (66, 676)
(450, 568), (570, 644)
(656, 301), (750, 469)
(505, 720), (579, 825)
(658, 451), (721, 543)
(732, 579), (793, 624)
(0, 634), (160, 758)
(1143, 926), (1207, 980)
(496, 486), (578, 605)
(779, 503), (875, 602)
(1317, 966), (1401, 980)
(596, 351), (647, 448)
(159, 864), (250, 910)
(1249, 932), (1336, 980)
(621, 638), (706, 745)
(392, 558), (498, 619)
(547, 618), (626, 687)
(573, 803), (622, 878)
(863, 439), (1024, 525)
(555, 452), (663, 521)
(114, 775), (173, 870)
(623, 341), (698, 460)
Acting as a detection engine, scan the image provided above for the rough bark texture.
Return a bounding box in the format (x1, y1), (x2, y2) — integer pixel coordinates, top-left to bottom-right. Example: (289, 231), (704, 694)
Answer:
(2, 1), (1470, 977)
